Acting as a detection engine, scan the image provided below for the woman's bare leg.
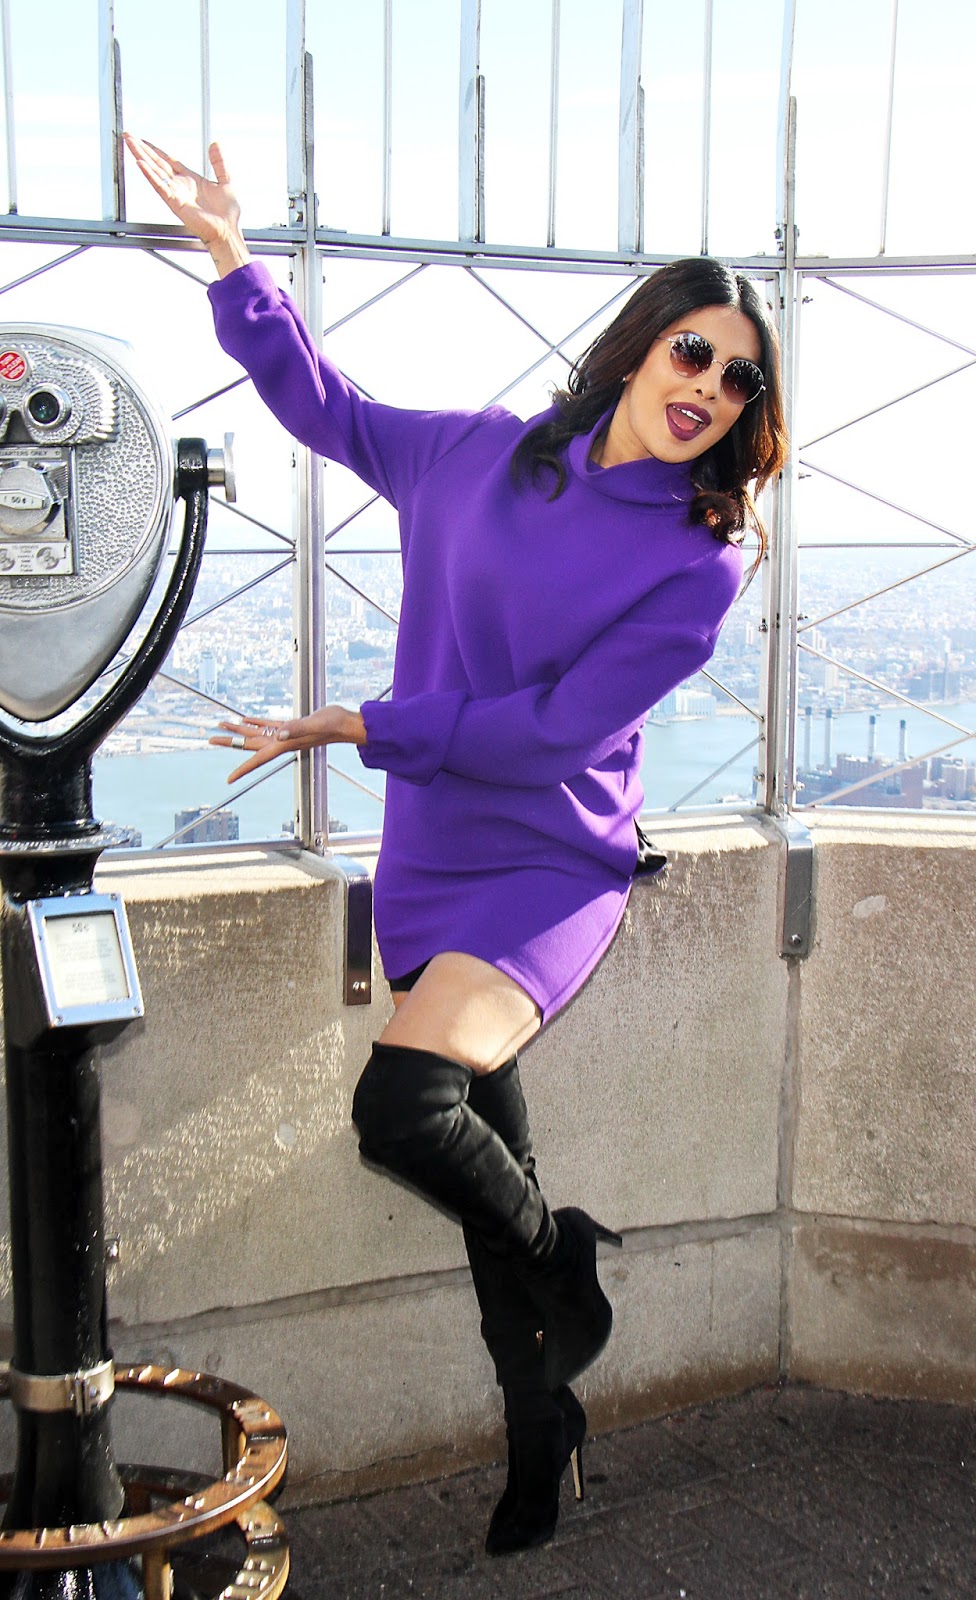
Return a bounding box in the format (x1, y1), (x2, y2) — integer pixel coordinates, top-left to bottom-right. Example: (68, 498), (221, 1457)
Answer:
(381, 952), (542, 1073)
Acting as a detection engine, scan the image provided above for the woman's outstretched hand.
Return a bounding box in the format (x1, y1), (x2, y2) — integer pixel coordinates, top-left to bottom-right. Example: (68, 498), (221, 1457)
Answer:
(211, 706), (367, 784)
(122, 134), (250, 277)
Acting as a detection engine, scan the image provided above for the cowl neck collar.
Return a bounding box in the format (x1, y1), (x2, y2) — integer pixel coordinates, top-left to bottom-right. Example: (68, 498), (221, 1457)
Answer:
(567, 405), (695, 507)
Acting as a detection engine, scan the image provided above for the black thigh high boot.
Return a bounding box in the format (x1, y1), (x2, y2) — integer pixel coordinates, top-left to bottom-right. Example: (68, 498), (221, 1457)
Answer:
(465, 1060), (587, 1556)
(351, 1042), (620, 1413)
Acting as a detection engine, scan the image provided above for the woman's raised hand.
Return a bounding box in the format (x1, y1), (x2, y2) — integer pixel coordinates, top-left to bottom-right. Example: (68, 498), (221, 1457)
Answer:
(122, 135), (250, 276)
(211, 706), (367, 784)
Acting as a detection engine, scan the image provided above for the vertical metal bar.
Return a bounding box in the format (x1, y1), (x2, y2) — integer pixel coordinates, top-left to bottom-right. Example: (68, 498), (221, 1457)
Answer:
(98, 0), (124, 223)
(775, 0), (797, 250)
(291, 46), (328, 851)
(382, 0), (393, 235)
(617, 0), (643, 254)
(200, 0), (211, 178)
(764, 98), (799, 816)
(286, 10), (328, 852)
(546, 0), (560, 249)
(700, 0), (713, 255)
(286, 0), (306, 226)
(879, 0), (899, 255)
(0, 0), (14, 213)
(458, 0), (483, 241)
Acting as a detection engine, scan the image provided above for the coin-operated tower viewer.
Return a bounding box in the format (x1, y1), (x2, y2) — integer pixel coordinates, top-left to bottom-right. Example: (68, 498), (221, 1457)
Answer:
(0, 325), (288, 1600)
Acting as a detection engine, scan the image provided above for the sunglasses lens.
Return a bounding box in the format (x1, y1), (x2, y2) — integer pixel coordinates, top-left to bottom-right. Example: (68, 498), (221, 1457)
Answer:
(722, 360), (764, 405)
(668, 333), (713, 378)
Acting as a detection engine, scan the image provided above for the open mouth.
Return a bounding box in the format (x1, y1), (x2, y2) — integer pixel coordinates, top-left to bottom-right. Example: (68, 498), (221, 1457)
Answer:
(666, 403), (710, 442)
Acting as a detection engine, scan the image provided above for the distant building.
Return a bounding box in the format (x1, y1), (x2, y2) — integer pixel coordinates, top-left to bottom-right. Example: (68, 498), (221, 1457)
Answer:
(198, 651), (218, 696)
(676, 690), (717, 718)
(175, 806), (240, 844)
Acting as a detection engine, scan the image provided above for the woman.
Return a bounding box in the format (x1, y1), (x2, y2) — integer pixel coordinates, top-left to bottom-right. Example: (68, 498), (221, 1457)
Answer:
(125, 135), (788, 1555)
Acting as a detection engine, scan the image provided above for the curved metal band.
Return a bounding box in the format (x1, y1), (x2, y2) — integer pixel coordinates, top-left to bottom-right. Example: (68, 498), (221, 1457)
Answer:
(7, 1357), (114, 1417)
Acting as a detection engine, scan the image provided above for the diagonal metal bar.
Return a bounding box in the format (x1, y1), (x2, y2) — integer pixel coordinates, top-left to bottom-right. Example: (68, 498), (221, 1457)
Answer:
(211, 499), (296, 549)
(798, 642), (975, 738)
(172, 373), (249, 421)
(802, 357), (976, 450)
(798, 543), (976, 633)
(181, 555), (294, 631)
(156, 672), (243, 719)
(474, 283), (640, 408)
(326, 760), (385, 805)
(146, 246), (214, 288)
(466, 267), (636, 362)
(815, 274), (976, 360)
(324, 559), (399, 626)
(0, 245), (90, 297)
(322, 263), (429, 337)
(667, 735), (760, 812)
(87, 552), (293, 692)
(152, 755), (295, 849)
(798, 458), (973, 546)
(323, 493), (383, 547)
(802, 731), (972, 810)
(698, 671), (763, 721)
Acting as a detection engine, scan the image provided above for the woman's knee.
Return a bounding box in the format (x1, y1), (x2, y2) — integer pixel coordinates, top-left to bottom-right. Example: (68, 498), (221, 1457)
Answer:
(351, 1040), (473, 1163)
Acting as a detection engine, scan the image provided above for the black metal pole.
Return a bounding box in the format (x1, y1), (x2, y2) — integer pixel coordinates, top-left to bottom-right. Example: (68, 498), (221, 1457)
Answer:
(0, 446), (210, 1600)
(0, 767), (132, 1600)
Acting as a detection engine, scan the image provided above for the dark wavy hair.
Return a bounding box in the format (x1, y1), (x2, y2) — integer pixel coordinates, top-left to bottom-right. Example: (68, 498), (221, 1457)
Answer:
(512, 257), (788, 563)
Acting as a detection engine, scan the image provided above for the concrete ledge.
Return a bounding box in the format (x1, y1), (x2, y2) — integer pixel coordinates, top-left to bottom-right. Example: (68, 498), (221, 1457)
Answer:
(788, 1217), (976, 1404)
(108, 1223), (781, 1501)
(793, 814), (976, 1226)
(2, 812), (975, 1493)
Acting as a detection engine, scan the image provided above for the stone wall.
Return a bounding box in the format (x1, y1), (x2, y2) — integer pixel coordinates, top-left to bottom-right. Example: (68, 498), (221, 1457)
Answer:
(0, 812), (973, 1499)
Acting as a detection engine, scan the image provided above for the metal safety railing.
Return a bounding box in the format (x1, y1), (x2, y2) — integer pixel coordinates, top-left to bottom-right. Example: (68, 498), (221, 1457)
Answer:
(0, 0), (972, 850)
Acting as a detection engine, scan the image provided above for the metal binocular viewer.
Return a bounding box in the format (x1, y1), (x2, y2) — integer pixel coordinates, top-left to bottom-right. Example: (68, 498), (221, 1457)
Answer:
(0, 327), (288, 1600)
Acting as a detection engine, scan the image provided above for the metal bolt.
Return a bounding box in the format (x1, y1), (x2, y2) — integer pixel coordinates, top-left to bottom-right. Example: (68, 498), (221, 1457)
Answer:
(789, 933), (802, 948)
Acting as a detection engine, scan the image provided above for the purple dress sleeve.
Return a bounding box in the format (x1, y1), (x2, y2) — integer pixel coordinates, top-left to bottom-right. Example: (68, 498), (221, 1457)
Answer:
(359, 564), (733, 788)
(208, 261), (491, 507)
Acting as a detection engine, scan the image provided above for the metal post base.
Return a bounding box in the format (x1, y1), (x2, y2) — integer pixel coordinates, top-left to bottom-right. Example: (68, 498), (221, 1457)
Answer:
(0, 1366), (289, 1600)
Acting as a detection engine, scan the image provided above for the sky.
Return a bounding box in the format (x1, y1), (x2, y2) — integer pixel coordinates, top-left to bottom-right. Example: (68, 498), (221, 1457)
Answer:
(0, 0), (973, 709)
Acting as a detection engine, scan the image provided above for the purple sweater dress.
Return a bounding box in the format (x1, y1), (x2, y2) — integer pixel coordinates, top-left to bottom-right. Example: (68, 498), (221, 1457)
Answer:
(209, 263), (743, 1020)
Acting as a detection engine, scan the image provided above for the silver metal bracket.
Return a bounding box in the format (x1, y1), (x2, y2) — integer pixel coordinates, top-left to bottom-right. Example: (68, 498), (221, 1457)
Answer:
(8, 1356), (115, 1417)
(329, 854), (373, 1006)
(772, 815), (814, 959)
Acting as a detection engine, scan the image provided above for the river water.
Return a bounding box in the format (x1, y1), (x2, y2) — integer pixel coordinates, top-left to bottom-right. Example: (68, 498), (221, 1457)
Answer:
(92, 700), (976, 850)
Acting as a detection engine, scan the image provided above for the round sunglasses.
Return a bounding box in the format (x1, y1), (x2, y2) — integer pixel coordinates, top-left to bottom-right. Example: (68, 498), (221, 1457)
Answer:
(663, 332), (765, 406)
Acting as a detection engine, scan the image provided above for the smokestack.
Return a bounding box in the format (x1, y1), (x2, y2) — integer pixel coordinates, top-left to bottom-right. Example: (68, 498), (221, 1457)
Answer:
(803, 706), (813, 771)
(824, 706), (833, 770)
(899, 719), (908, 762)
(867, 715), (877, 761)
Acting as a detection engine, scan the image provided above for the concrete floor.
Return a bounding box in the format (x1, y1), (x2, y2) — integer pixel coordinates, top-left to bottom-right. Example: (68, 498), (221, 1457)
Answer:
(264, 1385), (976, 1599)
